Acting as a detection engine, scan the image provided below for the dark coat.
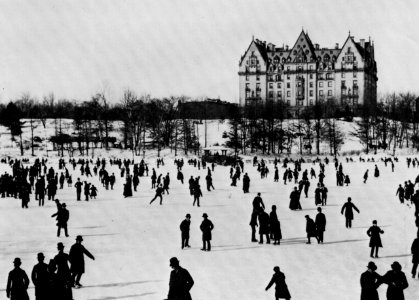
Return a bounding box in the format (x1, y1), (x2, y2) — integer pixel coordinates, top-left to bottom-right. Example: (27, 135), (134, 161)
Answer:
(382, 270), (408, 300)
(54, 252), (71, 281)
(360, 270), (381, 300)
(341, 202), (360, 220)
(258, 211), (270, 234)
(265, 271), (291, 299)
(289, 190), (301, 210)
(69, 243), (94, 274)
(200, 219), (214, 241)
(411, 238), (419, 263)
(6, 268), (30, 300)
(367, 226), (384, 248)
(168, 266), (194, 300)
(315, 212), (326, 232)
(31, 262), (50, 299)
(180, 219), (191, 238)
(269, 211), (282, 240)
(306, 217), (317, 237)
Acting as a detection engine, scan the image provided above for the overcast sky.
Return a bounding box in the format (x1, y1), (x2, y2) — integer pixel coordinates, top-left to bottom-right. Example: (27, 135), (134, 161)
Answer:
(0, 0), (417, 104)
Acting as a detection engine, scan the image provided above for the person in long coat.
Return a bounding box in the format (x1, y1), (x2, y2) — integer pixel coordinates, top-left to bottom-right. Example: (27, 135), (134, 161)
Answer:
(305, 215), (318, 244)
(258, 208), (270, 244)
(180, 214), (191, 249)
(382, 261), (408, 300)
(374, 165), (380, 177)
(200, 213), (214, 251)
(314, 184), (322, 205)
(249, 210), (259, 242)
(269, 205), (282, 245)
(265, 266), (291, 300)
(54, 242), (73, 300)
(31, 253), (49, 300)
(6, 258), (30, 300)
(411, 232), (419, 278)
(341, 197), (360, 228)
(367, 220), (384, 258)
(69, 235), (95, 288)
(167, 257), (194, 300)
(289, 187), (301, 210)
(360, 261), (381, 300)
(315, 207), (326, 244)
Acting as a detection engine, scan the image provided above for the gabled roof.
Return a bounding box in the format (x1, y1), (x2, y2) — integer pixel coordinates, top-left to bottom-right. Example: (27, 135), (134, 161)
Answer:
(239, 39), (268, 66)
(288, 30), (317, 62)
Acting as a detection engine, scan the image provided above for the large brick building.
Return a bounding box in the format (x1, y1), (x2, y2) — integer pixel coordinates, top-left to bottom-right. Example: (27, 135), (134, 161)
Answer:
(238, 30), (377, 109)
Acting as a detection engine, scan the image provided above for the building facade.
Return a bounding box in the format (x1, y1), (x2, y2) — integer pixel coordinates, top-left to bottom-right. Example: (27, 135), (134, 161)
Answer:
(238, 31), (377, 109)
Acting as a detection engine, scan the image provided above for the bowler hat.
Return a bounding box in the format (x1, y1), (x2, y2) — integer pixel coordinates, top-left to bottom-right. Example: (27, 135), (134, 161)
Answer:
(76, 235), (83, 241)
(13, 257), (21, 264)
(186, 214), (191, 218)
(367, 261), (377, 271)
(273, 266), (280, 272)
(391, 261), (402, 271)
(57, 242), (64, 249)
(202, 213), (208, 218)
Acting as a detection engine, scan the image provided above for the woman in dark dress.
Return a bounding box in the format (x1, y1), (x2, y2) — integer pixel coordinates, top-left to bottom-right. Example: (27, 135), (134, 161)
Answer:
(265, 266), (291, 300)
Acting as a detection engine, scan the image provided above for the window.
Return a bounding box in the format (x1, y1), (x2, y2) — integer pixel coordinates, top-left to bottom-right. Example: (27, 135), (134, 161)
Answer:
(319, 90), (324, 96)
(277, 91), (282, 97)
(287, 66), (290, 71)
(341, 73), (345, 78)
(245, 83), (250, 90)
(310, 100), (313, 105)
(319, 82), (323, 87)
(297, 81), (302, 87)
(245, 75), (249, 81)
(256, 75), (260, 81)
(328, 81), (332, 87)
(310, 90), (313, 97)
(269, 91), (274, 98)
(287, 83), (290, 88)
(287, 75), (290, 80)
(309, 65), (314, 70)
(353, 72), (357, 78)
(287, 91), (291, 97)
(309, 82), (313, 88)
(298, 90), (302, 96)
(328, 90), (332, 96)
(298, 66), (303, 71)
(287, 100), (291, 105)
(276, 75), (280, 81)
(269, 83), (273, 89)
(354, 80), (358, 86)
(277, 83), (281, 88)
(326, 73), (332, 79)
(309, 74), (313, 79)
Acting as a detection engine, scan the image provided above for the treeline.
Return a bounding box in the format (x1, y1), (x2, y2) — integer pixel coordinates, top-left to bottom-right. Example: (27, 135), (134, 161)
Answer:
(226, 92), (419, 157)
(0, 91), (418, 157)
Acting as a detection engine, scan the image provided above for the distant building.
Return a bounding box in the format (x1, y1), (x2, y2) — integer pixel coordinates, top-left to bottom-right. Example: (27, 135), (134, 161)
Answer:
(238, 30), (377, 109)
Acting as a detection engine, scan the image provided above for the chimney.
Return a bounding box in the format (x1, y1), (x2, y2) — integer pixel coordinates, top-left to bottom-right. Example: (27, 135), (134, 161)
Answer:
(360, 39), (365, 48)
(285, 45), (289, 51)
(315, 43), (319, 50)
(335, 43), (339, 49)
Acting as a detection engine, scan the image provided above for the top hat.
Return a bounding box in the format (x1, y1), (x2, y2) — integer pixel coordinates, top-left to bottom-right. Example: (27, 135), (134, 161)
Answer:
(76, 235), (83, 241)
(13, 257), (21, 264)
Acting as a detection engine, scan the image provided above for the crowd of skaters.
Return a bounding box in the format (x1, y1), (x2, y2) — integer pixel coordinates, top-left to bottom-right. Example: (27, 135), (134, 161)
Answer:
(1, 153), (419, 299)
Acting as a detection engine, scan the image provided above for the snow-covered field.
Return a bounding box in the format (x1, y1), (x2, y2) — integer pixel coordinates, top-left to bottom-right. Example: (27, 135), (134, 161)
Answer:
(0, 153), (418, 300)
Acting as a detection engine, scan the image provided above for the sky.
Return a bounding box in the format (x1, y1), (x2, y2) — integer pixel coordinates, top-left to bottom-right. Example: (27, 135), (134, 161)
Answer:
(0, 0), (418, 104)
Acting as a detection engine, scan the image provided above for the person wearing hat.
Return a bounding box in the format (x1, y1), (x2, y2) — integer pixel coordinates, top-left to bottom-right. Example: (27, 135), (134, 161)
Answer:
(200, 213), (214, 251)
(75, 178), (82, 201)
(69, 235), (95, 288)
(360, 261), (381, 300)
(341, 197), (360, 228)
(53, 242), (73, 300)
(180, 214), (191, 249)
(265, 266), (291, 300)
(6, 257), (30, 300)
(167, 257), (194, 300)
(51, 202), (70, 237)
(31, 253), (49, 300)
(150, 184), (165, 205)
(367, 220), (384, 258)
(411, 232), (419, 278)
(315, 207), (326, 244)
(382, 261), (409, 300)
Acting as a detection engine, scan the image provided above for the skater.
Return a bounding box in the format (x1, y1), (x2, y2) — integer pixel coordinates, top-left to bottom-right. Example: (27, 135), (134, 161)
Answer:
(167, 257), (194, 300)
(150, 184), (164, 205)
(200, 213), (214, 251)
(69, 235), (95, 288)
(360, 261), (381, 300)
(367, 220), (384, 258)
(75, 178), (82, 201)
(180, 214), (191, 249)
(53, 242), (73, 300)
(31, 253), (49, 300)
(242, 173), (250, 193)
(363, 170), (369, 183)
(249, 210), (259, 242)
(192, 184), (202, 207)
(374, 165), (380, 177)
(6, 258), (30, 300)
(265, 266), (291, 300)
(289, 187), (302, 210)
(411, 232), (419, 278)
(52, 203), (69, 237)
(315, 207), (326, 244)
(396, 184), (405, 204)
(269, 205), (282, 245)
(341, 197), (360, 228)
(252, 193), (265, 212)
(382, 261), (408, 300)
(177, 170), (184, 184)
(258, 207), (270, 244)
(305, 215), (318, 244)
(205, 174), (214, 191)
